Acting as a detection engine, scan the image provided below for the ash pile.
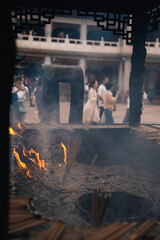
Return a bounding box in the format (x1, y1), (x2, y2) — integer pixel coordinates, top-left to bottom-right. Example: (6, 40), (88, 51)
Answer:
(9, 123), (160, 227)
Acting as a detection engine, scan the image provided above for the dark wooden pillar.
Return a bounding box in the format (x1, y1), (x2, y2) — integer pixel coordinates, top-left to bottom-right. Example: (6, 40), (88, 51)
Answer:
(129, 12), (147, 126)
(0, 2), (15, 239)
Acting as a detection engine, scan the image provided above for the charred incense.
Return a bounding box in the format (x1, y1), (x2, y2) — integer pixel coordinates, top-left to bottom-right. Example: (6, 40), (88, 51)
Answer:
(86, 153), (98, 180)
(92, 189), (97, 226)
(65, 179), (86, 191)
(92, 188), (110, 227)
(97, 196), (110, 226)
(95, 188), (101, 222)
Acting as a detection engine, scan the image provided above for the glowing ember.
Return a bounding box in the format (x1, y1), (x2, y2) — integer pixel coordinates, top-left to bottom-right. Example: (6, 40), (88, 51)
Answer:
(26, 170), (31, 178)
(17, 122), (22, 129)
(9, 127), (20, 137)
(41, 160), (48, 171)
(23, 146), (28, 158)
(61, 142), (67, 165)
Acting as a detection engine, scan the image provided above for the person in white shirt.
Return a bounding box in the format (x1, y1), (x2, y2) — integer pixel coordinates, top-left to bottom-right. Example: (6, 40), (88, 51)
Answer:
(98, 77), (109, 120)
(11, 77), (29, 123)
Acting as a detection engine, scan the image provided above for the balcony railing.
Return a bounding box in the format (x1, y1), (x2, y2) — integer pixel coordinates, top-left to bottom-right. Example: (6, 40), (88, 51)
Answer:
(16, 33), (160, 58)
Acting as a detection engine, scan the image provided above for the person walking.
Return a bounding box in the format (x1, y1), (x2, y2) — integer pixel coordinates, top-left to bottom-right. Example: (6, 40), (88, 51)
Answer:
(11, 76), (29, 123)
(83, 80), (100, 124)
(104, 83), (119, 124)
(98, 77), (109, 120)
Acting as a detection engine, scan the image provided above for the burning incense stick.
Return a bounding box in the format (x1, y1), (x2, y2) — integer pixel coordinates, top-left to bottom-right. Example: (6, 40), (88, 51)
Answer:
(61, 138), (81, 182)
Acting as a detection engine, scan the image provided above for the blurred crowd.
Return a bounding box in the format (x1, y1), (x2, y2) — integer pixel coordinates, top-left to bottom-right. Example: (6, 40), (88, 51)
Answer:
(83, 77), (120, 124)
(10, 72), (148, 125)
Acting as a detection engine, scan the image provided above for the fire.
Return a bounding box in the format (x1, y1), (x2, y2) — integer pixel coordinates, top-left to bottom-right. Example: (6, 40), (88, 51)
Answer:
(23, 147), (36, 164)
(40, 160), (48, 171)
(26, 170), (31, 178)
(23, 147), (47, 170)
(13, 148), (27, 170)
(17, 122), (22, 129)
(28, 148), (47, 171)
(10, 126), (48, 178)
(9, 127), (20, 137)
(61, 143), (67, 165)
(13, 148), (31, 179)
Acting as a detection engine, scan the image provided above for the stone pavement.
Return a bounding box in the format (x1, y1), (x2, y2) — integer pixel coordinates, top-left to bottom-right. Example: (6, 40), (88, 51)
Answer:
(24, 100), (160, 125)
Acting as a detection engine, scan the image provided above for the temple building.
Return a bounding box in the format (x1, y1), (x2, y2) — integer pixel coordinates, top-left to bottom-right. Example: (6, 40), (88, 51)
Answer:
(15, 13), (160, 103)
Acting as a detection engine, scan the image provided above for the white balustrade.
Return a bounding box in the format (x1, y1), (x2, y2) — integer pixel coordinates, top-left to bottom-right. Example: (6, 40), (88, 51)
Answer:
(16, 34), (160, 58)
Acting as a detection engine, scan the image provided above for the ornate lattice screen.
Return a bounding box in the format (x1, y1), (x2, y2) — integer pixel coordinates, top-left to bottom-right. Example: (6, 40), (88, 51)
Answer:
(10, 4), (160, 44)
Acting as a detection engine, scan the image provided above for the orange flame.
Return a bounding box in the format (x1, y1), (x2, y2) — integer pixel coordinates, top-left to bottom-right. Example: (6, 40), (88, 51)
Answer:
(61, 143), (67, 165)
(28, 148), (47, 170)
(23, 147), (36, 164)
(13, 148), (32, 179)
(13, 148), (27, 170)
(17, 122), (22, 130)
(9, 127), (20, 137)
(26, 170), (31, 178)
(10, 126), (48, 178)
(41, 160), (48, 170)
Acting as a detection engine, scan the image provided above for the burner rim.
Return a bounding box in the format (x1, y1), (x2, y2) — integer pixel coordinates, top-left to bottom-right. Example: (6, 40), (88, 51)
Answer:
(76, 190), (155, 222)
